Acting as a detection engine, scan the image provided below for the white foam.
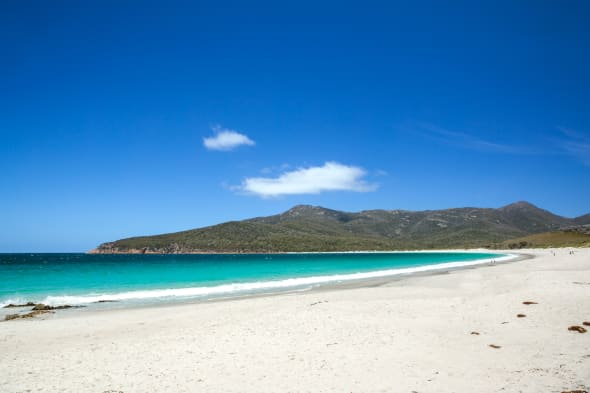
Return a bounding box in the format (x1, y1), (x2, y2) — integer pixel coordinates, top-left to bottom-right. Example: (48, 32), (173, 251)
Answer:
(0, 297), (28, 308)
(37, 254), (517, 306)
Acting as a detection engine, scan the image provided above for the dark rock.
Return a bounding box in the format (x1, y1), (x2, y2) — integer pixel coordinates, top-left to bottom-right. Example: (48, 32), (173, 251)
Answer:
(522, 301), (538, 305)
(489, 344), (501, 349)
(568, 325), (587, 333)
(4, 310), (52, 321)
(32, 304), (80, 311)
(3, 302), (36, 308)
(517, 314), (526, 318)
(32, 304), (52, 311)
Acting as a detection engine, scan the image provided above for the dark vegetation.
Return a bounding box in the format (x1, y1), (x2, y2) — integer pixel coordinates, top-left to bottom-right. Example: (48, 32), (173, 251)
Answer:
(499, 230), (590, 249)
(91, 201), (590, 253)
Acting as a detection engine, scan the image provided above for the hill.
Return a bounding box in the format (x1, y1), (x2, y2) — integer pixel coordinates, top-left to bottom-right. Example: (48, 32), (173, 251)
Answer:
(90, 202), (589, 253)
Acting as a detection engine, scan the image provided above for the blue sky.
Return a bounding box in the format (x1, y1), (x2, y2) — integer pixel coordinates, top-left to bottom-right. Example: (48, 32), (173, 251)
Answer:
(1, 1), (589, 252)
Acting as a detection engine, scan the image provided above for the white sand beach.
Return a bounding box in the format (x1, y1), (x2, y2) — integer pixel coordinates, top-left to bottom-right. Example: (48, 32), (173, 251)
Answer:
(1, 248), (589, 393)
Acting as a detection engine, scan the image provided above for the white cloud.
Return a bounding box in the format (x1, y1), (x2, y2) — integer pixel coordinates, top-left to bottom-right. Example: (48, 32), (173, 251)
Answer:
(238, 162), (378, 198)
(203, 125), (255, 151)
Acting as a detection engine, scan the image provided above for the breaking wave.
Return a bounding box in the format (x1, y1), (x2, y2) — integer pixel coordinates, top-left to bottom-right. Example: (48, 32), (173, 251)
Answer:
(28, 254), (515, 307)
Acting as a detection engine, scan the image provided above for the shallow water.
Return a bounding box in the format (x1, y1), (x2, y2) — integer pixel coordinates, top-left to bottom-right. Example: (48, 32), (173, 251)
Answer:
(0, 252), (505, 307)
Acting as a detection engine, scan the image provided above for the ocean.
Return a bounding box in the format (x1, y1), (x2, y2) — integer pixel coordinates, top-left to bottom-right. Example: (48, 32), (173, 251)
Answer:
(0, 252), (509, 308)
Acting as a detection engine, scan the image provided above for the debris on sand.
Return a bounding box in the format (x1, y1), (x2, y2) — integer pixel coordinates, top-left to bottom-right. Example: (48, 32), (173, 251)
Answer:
(4, 310), (53, 321)
(488, 344), (501, 349)
(567, 326), (587, 333)
(517, 314), (526, 318)
(522, 301), (538, 305)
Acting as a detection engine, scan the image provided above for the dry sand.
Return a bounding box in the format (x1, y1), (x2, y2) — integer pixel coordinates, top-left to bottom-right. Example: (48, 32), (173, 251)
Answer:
(1, 248), (589, 393)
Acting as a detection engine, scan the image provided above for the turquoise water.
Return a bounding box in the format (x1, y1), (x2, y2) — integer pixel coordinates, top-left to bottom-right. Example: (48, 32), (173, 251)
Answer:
(0, 252), (505, 307)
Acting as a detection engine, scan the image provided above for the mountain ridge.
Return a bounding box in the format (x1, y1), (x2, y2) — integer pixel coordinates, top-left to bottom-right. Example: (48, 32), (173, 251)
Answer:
(90, 202), (590, 254)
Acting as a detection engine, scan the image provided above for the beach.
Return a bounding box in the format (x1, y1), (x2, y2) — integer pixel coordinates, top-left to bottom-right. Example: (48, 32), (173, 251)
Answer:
(1, 248), (589, 393)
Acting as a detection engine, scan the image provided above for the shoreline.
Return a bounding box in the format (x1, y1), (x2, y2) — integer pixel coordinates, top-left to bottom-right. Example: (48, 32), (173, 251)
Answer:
(0, 250), (515, 310)
(1, 248), (589, 392)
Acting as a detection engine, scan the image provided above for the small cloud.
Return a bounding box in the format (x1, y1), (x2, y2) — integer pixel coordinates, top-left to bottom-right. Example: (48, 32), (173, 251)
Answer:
(238, 162), (378, 198)
(414, 123), (532, 154)
(408, 122), (589, 165)
(375, 169), (389, 177)
(556, 126), (590, 165)
(203, 125), (255, 151)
